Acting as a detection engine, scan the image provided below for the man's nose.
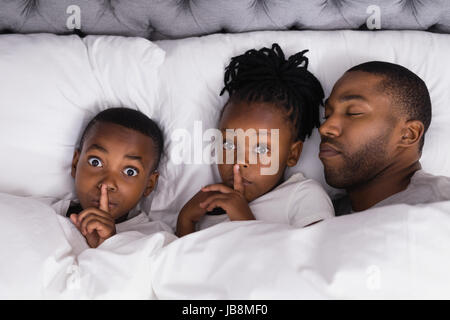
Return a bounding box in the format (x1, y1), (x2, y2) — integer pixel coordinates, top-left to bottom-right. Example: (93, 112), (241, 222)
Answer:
(319, 115), (342, 138)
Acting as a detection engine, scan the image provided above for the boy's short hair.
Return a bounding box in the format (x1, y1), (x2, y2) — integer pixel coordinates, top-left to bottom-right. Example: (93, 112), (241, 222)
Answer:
(220, 43), (325, 142)
(78, 107), (164, 170)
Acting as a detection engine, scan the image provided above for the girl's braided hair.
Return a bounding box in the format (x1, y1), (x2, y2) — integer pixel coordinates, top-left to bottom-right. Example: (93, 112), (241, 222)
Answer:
(220, 43), (324, 141)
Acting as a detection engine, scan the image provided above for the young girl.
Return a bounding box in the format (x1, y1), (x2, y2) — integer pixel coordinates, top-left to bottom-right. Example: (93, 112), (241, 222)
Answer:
(176, 44), (334, 237)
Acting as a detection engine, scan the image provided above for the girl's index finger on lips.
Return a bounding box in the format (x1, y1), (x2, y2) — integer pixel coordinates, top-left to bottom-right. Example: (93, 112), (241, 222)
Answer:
(99, 183), (109, 213)
(201, 184), (233, 194)
(233, 164), (245, 194)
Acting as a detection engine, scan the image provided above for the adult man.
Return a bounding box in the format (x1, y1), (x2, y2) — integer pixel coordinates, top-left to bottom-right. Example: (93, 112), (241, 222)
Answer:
(319, 61), (450, 215)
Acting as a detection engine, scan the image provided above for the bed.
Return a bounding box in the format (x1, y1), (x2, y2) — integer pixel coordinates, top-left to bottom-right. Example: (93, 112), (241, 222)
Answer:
(1, 0), (450, 299)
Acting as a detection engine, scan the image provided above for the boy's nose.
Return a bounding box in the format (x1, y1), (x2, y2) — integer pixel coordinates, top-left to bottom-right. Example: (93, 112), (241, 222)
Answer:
(97, 182), (117, 192)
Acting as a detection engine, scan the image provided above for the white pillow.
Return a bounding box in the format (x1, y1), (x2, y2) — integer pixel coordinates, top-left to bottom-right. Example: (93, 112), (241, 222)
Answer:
(2, 31), (450, 231)
(149, 30), (450, 229)
(0, 33), (164, 199)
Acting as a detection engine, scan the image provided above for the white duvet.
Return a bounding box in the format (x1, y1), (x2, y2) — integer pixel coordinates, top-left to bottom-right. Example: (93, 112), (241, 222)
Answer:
(0, 193), (175, 299)
(152, 202), (450, 299)
(1, 192), (449, 299)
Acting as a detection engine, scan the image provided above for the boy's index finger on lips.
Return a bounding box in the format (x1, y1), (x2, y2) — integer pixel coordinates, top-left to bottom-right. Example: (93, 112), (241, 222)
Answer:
(99, 183), (109, 213)
(233, 164), (245, 194)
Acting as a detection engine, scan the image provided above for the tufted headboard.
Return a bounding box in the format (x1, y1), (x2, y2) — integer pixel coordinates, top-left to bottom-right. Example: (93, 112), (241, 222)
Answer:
(1, 0), (450, 39)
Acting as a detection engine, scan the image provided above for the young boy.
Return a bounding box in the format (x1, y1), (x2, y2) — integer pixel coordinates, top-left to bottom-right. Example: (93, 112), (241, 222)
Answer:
(52, 107), (172, 249)
(176, 44), (334, 237)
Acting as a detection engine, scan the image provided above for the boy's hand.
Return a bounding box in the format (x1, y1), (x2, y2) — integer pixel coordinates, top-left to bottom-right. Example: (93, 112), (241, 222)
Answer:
(69, 184), (116, 248)
(200, 164), (255, 221)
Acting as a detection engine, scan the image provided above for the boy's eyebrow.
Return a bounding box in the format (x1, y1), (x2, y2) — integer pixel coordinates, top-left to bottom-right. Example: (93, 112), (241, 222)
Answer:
(87, 144), (146, 168)
(124, 154), (145, 168)
(87, 144), (108, 153)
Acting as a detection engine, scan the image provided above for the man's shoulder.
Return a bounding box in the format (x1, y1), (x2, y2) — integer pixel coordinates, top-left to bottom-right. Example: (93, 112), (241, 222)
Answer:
(411, 170), (450, 199)
(413, 170), (450, 184)
(377, 169), (450, 207)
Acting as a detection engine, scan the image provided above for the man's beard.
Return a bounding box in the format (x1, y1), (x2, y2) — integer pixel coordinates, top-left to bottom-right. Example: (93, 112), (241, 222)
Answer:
(322, 132), (391, 190)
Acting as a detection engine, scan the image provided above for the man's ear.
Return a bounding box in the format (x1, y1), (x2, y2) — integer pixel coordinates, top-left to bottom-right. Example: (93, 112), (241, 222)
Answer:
(71, 148), (81, 178)
(143, 171), (159, 197)
(399, 120), (424, 148)
(287, 140), (303, 167)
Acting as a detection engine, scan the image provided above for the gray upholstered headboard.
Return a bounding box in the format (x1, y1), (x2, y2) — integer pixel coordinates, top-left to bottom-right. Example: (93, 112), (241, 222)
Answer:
(1, 0), (449, 39)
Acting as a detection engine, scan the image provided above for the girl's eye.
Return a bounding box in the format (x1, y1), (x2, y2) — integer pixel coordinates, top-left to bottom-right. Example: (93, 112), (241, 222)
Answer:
(124, 167), (139, 177)
(255, 144), (269, 154)
(223, 141), (236, 150)
(88, 157), (103, 167)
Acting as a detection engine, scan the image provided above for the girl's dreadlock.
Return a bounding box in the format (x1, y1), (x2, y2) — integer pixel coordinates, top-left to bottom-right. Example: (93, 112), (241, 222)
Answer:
(220, 43), (324, 141)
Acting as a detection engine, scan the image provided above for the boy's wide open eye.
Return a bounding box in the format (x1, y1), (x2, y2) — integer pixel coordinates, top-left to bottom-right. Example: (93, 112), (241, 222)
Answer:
(123, 167), (139, 177)
(88, 156), (103, 167)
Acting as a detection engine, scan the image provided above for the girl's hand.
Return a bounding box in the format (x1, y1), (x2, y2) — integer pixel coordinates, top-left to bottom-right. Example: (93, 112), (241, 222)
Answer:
(176, 189), (221, 237)
(200, 164), (255, 221)
(69, 184), (116, 248)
